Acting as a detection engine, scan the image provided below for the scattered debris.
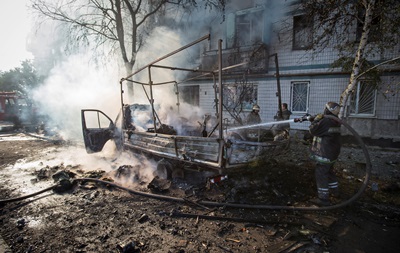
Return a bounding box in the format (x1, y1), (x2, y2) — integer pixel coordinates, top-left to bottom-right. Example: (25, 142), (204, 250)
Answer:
(303, 214), (338, 228)
(115, 165), (141, 182)
(116, 241), (140, 253)
(16, 219), (25, 229)
(137, 214), (149, 223)
(209, 175), (228, 184)
(265, 240), (297, 253)
(225, 238), (240, 243)
(147, 176), (171, 192)
(81, 170), (106, 179)
(1, 137), (400, 252)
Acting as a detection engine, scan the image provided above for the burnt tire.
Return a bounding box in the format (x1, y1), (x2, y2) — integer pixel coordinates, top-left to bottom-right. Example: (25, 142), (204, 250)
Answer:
(154, 159), (173, 180)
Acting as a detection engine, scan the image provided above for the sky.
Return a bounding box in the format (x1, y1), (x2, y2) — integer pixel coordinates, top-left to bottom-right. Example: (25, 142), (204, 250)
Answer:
(0, 0), (33, 72)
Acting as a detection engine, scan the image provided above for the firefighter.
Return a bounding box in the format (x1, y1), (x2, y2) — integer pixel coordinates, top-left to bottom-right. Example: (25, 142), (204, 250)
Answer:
(246, 104), (261, 125)
(309, 102), (341, 206)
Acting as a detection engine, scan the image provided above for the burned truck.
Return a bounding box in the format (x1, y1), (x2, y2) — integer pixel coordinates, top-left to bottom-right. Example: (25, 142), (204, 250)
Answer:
(81, 35), (290, 179)
(0, 91), (37, 128)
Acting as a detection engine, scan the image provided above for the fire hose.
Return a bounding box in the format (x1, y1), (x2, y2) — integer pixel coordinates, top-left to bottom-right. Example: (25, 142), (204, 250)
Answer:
(1, 115), (371, 212)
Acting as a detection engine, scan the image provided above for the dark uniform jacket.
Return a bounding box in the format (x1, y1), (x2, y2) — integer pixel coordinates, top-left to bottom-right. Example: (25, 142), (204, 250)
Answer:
(309, 116), (341, 164)
(281, 109), (292, 120)
(246, 111), (261, 125)
(274, 109), (292, 131)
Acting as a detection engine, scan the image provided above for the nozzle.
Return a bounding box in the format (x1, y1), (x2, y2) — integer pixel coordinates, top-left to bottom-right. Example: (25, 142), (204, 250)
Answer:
(294, 114), (313, 123)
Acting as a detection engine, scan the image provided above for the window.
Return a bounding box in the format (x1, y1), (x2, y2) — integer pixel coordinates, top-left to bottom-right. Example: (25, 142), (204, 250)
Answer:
(235, 9), (263, 47)
(226, 7), (264, 48)
(291, 81), (310, 113)
(223, 83), (258, 111)
(5, 98), (16, 106)
(180, 85), (199, 106)
(349, 80), (377, 116)
(293, 15), (313, 50)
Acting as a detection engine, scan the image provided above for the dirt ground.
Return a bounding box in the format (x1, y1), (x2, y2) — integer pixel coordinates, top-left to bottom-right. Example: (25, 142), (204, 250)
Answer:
(1, 131), (400, 253)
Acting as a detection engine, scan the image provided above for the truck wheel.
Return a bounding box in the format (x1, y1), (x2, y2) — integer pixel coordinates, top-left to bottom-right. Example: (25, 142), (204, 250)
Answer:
(154, 159), (172, 180)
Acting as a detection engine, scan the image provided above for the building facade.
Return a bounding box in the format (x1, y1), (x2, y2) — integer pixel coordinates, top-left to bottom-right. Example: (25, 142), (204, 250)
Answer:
(178, 0), (400, 147)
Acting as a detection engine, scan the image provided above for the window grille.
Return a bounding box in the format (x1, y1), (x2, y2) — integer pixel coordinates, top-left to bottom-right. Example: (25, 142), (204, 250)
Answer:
(291, 81), (310, 113)
(349, 80), (377, 116)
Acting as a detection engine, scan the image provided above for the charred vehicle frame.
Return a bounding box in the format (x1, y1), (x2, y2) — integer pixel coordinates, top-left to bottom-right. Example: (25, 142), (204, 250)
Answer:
(81, 35), (290, 179)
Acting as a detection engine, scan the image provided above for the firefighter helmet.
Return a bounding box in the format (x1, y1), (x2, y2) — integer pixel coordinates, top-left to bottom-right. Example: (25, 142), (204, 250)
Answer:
(252, 104), (260, 111)
(325, 102), (340, 116)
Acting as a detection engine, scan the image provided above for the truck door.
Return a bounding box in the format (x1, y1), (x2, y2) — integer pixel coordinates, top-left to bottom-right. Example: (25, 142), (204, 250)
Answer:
(81, 109), (116, 153)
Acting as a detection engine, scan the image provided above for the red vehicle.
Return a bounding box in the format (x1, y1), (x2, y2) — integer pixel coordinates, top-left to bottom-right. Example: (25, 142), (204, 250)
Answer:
(0, 91), (36, 126)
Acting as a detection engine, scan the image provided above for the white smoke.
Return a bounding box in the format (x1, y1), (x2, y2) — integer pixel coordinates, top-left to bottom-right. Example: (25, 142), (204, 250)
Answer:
(32, 53), (122, 141)
(124, 26), (210, 133)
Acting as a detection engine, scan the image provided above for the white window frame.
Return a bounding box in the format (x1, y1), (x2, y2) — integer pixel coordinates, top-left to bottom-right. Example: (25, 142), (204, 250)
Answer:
(290, 81), (310, 113)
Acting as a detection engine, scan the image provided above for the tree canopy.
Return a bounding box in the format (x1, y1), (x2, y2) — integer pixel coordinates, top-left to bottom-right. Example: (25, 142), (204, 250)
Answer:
(30, 0), (226, 97)
(299, 0), (400, 117)
(0, 60), (42, 95)
(301, 0), (400, 55)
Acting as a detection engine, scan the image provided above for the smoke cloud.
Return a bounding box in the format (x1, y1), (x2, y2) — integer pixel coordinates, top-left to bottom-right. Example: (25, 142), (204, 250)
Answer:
(32, 53), (122, 141)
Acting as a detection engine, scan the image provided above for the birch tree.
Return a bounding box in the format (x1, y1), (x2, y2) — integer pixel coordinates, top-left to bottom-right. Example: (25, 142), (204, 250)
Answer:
(300, 0), (400, 118)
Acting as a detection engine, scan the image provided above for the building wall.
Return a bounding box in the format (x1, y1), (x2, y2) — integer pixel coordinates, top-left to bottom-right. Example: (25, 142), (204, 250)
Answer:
(186, 0), (400, 145)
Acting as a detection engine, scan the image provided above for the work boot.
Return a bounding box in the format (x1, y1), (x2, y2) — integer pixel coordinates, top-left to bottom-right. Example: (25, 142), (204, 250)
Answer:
(309, 198), (330, 206)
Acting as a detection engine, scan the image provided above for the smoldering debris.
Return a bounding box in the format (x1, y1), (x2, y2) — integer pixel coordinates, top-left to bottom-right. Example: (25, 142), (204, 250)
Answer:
(110, 164), (154, 187)
(114, 165), (141, 182)
(147, 176), (172, 192)
(31, 164), (76, 183)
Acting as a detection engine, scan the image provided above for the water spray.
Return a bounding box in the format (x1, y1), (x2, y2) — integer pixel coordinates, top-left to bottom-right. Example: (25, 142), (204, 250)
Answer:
(226, 113), (322, 132)
(227, 119), (295, 132)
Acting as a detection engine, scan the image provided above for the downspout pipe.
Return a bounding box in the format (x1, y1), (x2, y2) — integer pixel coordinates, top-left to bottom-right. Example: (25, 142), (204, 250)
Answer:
(217, 39), (225, 169)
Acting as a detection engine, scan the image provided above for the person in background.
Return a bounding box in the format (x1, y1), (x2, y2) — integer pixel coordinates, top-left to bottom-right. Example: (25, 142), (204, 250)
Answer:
(276, 103), (292, 121)
(308, 102), (342, 206)
(244, 104), (262, 141)
(246, 104), (261, 125)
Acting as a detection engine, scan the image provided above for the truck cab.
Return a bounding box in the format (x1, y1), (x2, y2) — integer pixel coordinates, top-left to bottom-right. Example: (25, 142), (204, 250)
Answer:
(0, 91), (36, 127)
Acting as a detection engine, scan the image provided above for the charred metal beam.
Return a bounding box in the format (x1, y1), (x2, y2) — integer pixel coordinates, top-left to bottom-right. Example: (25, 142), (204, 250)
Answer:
(175, 61), (248, 85)
(124, 79), (177, 86)
(121, 34), (211, 81)
(151, 64), (213, 73)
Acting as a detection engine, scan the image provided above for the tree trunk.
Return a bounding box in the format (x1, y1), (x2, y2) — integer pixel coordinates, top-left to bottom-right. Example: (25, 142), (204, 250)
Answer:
(339, 0), (375, 118)
(124, 62), (134, 102)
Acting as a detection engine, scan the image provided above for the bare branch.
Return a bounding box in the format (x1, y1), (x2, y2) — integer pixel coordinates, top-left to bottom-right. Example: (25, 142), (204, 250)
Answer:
(137, 0), (166, 27)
